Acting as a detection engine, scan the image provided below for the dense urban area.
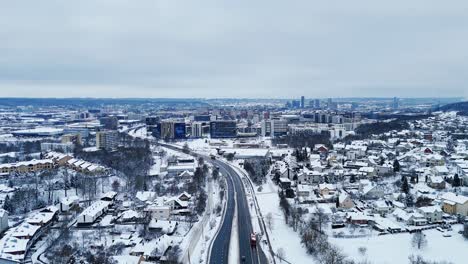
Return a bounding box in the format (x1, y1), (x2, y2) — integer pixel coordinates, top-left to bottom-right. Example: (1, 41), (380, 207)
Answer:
(0, 97), (467, 264)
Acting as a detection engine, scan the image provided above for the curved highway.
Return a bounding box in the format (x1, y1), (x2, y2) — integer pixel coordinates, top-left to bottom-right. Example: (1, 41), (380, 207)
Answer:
(159, 143), (266, 264)
(211, 159), (266, 264)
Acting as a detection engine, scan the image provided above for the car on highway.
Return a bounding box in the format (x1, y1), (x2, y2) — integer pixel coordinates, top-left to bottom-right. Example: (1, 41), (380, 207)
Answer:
(250, 233), (257, 247)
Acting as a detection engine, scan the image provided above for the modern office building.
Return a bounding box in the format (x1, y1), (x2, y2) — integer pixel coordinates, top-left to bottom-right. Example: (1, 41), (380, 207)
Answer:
(41, 142), (75, 153)
(191, 122), (203, 138)
(314, 99), (321, 109)
(210, 120), (237, 138)
(145, 116), (160, 126)
(96, 130), (119, 150)
(301, 96), (305, 108)
(392, 97), (399, 109)
(261, 119), (288, 138)
(194, 115), (211, 122)
(161, 121), (186, 140)
(62, 133), (82, 145)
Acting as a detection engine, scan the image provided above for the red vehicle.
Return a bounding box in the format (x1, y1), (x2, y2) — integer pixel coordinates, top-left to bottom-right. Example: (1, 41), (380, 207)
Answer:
(250, 233), (257, 247)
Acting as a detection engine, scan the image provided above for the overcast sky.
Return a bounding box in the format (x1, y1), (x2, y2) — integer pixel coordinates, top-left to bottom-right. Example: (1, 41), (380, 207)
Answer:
(1, 0), (468, 99)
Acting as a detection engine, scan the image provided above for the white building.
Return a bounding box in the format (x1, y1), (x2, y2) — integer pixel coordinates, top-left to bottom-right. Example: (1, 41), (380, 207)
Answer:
(96, 130), (119, 150)
(0, 209), (8, 234)
(77, 201), (111, 225)
(191, 122), (203, 138)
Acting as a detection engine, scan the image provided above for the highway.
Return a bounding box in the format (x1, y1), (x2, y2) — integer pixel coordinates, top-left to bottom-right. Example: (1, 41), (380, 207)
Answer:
(159, 143), (266, 263)
(209, 161), (235, 264)
(211, 159), (267, 264)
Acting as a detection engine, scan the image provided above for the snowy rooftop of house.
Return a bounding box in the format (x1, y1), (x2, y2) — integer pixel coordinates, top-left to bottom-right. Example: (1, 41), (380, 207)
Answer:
(80, 200), (111, 218)
(26, 211), (56, 225)
(374, 200), (391, 208)
(0, 159), (53, 169)
(131, 234), (179, 257)
(149, 219), (178, 233)
(429, 176), (444, 184)
(120, 210), (141, 220)
(338, 192), (350, 203)
(441, 192), (468, 205)
(101, 191), (117, 200)
(319, 183), (335, 190)
(0, 184), (15, 193)
(279, 178), (292, 183)
(373, 216), (403, 230)
(61, 196), (79, 206)
(45, 151), (72, 160)
(434, 166), (449, 173)
(359, 166), (375, 173)
(136, 191), (156, 202)
(0, 235), (29, 260)
(167, 164), (195, 171)
(345, 145), (367, 151)
(297, 184), (313, 192)
(346, 212), (373, 221)
(418, 206), (442, 213)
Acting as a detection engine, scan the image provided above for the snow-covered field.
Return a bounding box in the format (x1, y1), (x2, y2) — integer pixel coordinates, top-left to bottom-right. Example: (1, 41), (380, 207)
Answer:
(330, 227), (468, 264)
(255, 179), (318, 264)
(255, 176), (468, 264)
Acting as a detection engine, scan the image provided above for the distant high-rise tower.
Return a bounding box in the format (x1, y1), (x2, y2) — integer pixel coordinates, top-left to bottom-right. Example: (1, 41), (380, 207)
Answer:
(314, 99), (321, 109)
(300, 96), (305, 108)
(327, 98), (333, 109)
(392, 97), (399, 109)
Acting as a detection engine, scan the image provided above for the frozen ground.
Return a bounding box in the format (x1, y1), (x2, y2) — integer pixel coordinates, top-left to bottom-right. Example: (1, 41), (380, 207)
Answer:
(330, 226), (468, 264)
(255, 178), (318, 264)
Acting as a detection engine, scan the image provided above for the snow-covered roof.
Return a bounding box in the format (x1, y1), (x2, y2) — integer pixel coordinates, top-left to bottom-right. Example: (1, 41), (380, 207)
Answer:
(119, 210), (141, 221)
(0, 159), (53, 169)
(418, 206), (442, 214)
(319, 183), (335, 191)
(441, 192), (468, 205)
(149, 219), (177, 234)
(136, 191), (156, 202)
(80, 200), (111, 218)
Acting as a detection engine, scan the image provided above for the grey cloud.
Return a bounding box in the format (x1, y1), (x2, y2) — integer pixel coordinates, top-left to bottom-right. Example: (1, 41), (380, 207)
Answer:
(1, 0), (468, 98)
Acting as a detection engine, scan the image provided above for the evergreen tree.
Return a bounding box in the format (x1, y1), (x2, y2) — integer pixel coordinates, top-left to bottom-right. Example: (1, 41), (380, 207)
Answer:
(453, 174), (461, 187)
(3, 195), (13, 213)
(393, 159), (400, 172)
(401, 175), (410, 194)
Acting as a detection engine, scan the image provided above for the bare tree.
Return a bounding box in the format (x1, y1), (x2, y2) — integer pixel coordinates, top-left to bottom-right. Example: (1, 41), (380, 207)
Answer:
(358, 246), (367, 256)
(412, 232), (427, 250)
(463, 222), (468, 239)
(112, 179), (121, 192)
(265, 212), (274, 230)
(165, 245), (181, 264)
(314, 207), (329, 233)
(320, 245), (346, 264)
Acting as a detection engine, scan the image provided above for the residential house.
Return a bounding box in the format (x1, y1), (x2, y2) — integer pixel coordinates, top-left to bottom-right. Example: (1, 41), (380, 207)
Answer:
(319, 183), (336, 196)
(441, 192), (468, 216)
(417, 206), (443, 223)
(427, 176), (446, 189)
(338, 192), (354, 209)
(359, 180), (385, 199)
(373, 200), (393, 216)
(0, 209), (8, 234)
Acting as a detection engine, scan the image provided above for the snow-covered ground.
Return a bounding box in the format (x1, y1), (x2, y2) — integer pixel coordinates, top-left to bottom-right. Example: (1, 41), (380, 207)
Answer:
(330, 226), (468, 264)
(255, 178), (318, 264)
